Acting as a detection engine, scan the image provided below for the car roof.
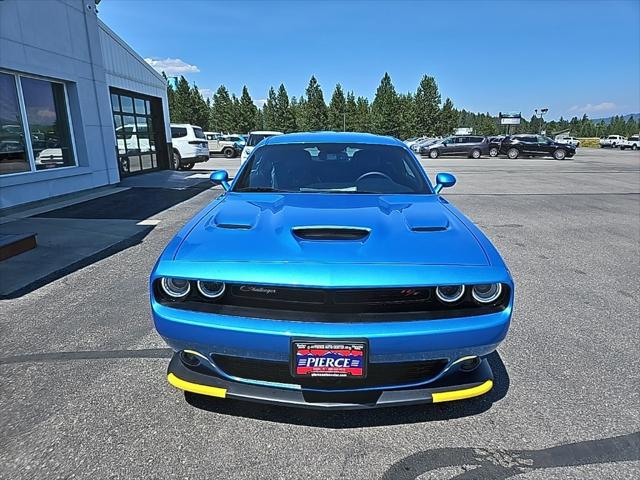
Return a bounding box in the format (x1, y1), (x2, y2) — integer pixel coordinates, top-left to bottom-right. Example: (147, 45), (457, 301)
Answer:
(262, 131), (405, 147)
(171, 123), (200, 128)
(249, 131), (283, 135)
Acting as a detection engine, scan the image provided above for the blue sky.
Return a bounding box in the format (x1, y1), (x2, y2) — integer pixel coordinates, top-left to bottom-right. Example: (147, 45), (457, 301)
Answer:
(99, 0), (640, 120)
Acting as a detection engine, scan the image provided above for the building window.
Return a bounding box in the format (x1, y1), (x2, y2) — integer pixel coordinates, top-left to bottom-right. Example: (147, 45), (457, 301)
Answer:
(0, 73), (29, 175)
(0, 70), (76, 176)
(110, 90), (159, 176)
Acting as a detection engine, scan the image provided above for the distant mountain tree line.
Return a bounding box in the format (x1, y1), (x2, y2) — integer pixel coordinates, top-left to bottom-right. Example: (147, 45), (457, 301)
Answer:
(164, 72), (639, 139)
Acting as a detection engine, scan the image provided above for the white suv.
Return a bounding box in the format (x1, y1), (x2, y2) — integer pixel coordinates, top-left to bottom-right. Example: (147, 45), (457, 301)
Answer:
(240, 130), (283, 163)
(170, 124), (209, 170)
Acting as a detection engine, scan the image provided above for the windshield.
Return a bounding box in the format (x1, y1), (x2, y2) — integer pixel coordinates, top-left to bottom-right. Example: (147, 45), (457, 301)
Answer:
(233, 142), (431, 194)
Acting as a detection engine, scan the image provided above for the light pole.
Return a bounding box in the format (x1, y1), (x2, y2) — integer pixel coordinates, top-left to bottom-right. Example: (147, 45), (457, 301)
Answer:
(534, 108), (548, 134)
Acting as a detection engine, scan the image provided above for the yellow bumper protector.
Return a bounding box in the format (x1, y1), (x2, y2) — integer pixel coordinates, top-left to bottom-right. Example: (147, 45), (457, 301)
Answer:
(167, 373), (227, 398)
(431, 379), (493, 403)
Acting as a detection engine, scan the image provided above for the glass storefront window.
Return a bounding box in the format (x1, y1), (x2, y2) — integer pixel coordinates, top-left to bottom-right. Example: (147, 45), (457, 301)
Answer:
(110, 89), (159, 176)
(1, 71), (76, 176)
(0, 73), (30, 175)
(134, 98), (146, 115)
(120, 95), (134, 114)
(20, 76), (75, 171)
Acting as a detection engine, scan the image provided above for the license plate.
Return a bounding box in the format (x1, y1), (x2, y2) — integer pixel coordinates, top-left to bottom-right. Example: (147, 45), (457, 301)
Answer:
(292, 340), (367, 378)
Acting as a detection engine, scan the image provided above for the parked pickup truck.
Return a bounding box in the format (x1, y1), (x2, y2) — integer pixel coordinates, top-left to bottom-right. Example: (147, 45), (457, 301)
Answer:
(620, 135), (639, 150)
(555, 135), (580, 147)
(599, 135), (626, 148)
(205, 133), (246, 158)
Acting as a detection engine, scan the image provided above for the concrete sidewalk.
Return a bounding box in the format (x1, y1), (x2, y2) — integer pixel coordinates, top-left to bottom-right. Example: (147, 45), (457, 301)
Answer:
(0, 170), (217, 298)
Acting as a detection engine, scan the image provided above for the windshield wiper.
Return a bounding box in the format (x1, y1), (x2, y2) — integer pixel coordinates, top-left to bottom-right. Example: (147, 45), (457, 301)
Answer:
(235, 187), (288, 193)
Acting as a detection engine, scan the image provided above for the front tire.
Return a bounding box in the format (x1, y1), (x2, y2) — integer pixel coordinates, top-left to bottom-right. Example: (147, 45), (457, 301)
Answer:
(223, 147), (235, 158)
(507, 147), (519, 159)
(553, 148), (567, 160)
(470, 148), (481, 159)
(489, 147), (499, 157)
(633, 144), (638, 151)
(429, 149), (440, 159)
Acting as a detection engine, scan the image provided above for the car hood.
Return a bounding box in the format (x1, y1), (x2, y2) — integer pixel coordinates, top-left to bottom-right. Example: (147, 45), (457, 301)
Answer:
(174, 193), (489, 266)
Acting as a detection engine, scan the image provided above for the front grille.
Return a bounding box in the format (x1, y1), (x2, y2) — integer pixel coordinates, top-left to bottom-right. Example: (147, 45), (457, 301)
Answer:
(212, 354), (448, 389)
(155, 281), (510, 321)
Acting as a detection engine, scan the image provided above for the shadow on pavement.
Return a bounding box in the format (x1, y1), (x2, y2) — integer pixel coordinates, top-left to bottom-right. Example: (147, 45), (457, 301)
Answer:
(184, 351), (510, 428)
(0, 183), (212, 299)
(381, 431), (640, 479)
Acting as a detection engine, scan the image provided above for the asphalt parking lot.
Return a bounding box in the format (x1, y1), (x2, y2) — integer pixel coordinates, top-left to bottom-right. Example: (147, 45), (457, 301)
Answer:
(1, 148), (639, 479)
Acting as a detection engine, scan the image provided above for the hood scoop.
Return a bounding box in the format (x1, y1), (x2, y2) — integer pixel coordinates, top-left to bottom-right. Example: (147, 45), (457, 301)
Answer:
(292, 226), (370, 241)
(402, 204), (450, 233)
(210, 201), (261, 230)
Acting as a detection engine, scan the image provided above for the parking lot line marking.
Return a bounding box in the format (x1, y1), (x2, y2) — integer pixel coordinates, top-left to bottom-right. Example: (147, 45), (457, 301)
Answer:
(136, 219), (161, 226)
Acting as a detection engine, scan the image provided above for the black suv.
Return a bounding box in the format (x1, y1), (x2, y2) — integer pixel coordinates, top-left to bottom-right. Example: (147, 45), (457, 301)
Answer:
(500, 134), (576, 160)
(424, 135), (489, 158)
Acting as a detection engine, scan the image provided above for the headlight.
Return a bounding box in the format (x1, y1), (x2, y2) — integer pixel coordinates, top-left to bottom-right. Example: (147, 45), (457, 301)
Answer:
(436, 285), (465, 303)
(161, 277), (191, 298)
(197, 280), (226, 299)
(472, 283), (502, 304)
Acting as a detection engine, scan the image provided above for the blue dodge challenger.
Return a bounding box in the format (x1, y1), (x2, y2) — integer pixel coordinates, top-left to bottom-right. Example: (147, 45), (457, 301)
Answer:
(150, 132), (513, 409)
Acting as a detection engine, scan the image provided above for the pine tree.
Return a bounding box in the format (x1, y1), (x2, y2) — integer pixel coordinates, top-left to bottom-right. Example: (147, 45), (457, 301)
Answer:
(275, 84), (296, 132)
(295, 96), (309, 131)
(263, 87), (278, 130)
(414, 75), (441, 136)
(328, 84), (347, 131)
(229, 94), (241, 132)
(303, 76), (328, 131)
(397, 93), (416, 139)
(438, 98), (458, 136)
(189, 84), (210, 130)
(172, 76), (192, 123)
(253, 108), (264, 130)
(237, 86), (258, 134)
(344, 91), (358, 131)
(209, 85), (234, 133)
(354, 96), (371, 132)
(371, 73), (400, 136)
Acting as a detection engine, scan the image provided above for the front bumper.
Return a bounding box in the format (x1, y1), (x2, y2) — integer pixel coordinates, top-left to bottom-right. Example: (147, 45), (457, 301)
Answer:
(167, 351), (494, 409)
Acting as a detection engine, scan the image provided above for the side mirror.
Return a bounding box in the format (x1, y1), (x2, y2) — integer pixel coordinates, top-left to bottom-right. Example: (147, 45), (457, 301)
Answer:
(434, 172), (456, 194)
(210, 170), (230, 191)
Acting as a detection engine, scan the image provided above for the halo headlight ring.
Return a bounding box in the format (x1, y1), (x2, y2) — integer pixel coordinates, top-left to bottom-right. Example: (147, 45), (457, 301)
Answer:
(160, 277), (191, 298)
(472, 283), (503, 304)
(435, 285), (465, 303)
(197, 280), (226, 299)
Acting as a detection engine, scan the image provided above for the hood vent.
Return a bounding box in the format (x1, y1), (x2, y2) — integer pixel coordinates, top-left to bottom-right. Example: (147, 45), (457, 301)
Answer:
(292, 226), (370, 241)
(216, 222), (252, 230)
(410, 225), (449, 232)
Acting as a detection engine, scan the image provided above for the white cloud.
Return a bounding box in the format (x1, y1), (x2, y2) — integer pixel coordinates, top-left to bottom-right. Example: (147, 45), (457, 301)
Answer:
(254, 98), (267, 108)
(144, 57), (200, 76)
(568, 102), (616, 113)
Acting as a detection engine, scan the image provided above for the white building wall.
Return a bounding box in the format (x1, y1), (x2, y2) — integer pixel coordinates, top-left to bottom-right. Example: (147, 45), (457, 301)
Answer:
(98, 20), (172, 147)
(0, 0), (170, 210)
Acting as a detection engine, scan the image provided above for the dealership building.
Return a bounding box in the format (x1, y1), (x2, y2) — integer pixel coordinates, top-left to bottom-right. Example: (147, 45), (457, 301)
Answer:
(0, 0), (172, 209)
